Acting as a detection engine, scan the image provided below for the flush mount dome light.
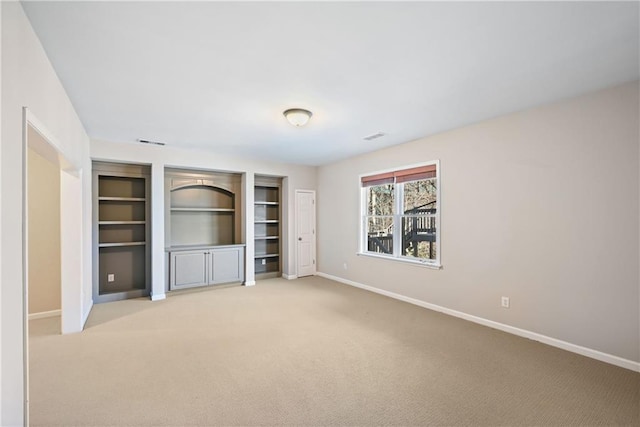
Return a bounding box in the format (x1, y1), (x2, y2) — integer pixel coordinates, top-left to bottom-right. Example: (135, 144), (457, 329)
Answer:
(283, 108), (312, 127)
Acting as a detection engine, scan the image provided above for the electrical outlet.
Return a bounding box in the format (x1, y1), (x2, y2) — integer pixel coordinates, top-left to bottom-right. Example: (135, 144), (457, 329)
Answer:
(261, 259), (266, 265)
(343, 263), (348, 270)
(501, 296), (510, 308)
(107, 274), (115, 283)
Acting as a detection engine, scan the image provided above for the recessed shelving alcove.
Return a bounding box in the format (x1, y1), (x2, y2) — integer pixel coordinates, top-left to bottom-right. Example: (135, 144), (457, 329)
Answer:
(165, 169), (245, 290)
(92, 162), (151, 303)
(254, 176), (283, 278)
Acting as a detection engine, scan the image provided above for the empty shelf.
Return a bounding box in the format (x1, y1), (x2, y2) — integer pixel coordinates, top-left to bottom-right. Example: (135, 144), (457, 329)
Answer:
(99, 242), (146, 248)
(170, 207), (235, 212)
(99, 197), (146, 202)
(99, 221), (146, 225)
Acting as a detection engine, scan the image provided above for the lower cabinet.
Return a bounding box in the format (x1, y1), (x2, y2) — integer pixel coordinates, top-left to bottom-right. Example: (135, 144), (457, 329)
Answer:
(169, 245), (245, 290)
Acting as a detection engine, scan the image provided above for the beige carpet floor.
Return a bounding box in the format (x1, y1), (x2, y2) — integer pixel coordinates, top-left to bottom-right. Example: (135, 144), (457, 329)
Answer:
(29, 277), (639, 426)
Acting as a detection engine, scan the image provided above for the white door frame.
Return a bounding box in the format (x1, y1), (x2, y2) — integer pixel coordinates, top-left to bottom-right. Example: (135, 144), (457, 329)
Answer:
(22, 107), (83, 423)
(295, 189), (316, 277)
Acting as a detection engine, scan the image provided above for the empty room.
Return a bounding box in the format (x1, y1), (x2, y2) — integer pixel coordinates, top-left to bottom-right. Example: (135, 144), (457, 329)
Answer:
(1, 1), (639, 426)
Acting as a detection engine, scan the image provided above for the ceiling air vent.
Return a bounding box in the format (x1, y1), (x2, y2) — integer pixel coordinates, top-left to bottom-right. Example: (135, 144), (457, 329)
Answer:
(137, 138), (166, 146)
(363, 132), (386, 141)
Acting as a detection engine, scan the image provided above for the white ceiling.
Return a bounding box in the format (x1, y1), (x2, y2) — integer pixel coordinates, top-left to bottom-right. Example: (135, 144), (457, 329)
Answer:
(22, 1), (639, 166)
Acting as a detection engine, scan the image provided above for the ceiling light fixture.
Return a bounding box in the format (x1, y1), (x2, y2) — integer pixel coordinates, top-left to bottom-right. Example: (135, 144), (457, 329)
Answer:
(283, 108), (312, 127)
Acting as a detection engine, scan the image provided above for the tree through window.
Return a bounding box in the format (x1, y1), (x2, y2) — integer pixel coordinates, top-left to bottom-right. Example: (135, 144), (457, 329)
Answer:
(361, 163), (440, 265)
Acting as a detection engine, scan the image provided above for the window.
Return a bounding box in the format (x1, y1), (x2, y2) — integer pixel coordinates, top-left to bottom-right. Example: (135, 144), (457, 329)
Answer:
(360, 162), (440, 266)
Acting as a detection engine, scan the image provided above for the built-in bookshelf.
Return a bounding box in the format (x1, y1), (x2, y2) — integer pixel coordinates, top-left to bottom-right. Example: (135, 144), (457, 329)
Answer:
(165, 169), (245, 290)
(93, 163), (151, 303)
(254, 176), (282, 278)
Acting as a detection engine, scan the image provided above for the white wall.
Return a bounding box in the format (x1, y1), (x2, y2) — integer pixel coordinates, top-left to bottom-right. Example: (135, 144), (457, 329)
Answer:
(1, 3), (91, 424)
(0, 0), (4, 419)
(317, 81), (640, 367)
(90, 139), (317, 294)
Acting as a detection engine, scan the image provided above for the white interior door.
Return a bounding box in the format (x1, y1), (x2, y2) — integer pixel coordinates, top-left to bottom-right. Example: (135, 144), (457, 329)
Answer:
(296, 190), (316, 277)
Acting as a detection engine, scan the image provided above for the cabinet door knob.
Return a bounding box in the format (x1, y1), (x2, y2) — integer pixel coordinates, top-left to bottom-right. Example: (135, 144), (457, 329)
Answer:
(298, 237), (302, 241)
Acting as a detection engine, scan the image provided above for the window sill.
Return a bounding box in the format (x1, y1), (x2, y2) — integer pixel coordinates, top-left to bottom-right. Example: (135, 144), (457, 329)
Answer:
(357, 252), (442, 269)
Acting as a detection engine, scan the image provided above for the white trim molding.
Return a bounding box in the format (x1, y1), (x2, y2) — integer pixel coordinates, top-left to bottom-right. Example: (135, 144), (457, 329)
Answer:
(150, 293), (166, 301)
(244, 281), (256, 287)
(317, 272), (640, 373)
(356, 252), (442, 269)
(28, 309), (61, 321)
(282, 274), (297, 280)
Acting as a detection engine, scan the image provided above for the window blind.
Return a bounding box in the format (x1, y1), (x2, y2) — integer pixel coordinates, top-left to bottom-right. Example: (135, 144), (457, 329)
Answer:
(360, 172), (394, 187)
(361, 165), (436, 187)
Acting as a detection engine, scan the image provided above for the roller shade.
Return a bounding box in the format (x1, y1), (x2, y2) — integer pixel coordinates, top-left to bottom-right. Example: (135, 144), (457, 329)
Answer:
(395, 165), (437, 183)
(361, 165), (436, 187)
(360, 172), (394, 187)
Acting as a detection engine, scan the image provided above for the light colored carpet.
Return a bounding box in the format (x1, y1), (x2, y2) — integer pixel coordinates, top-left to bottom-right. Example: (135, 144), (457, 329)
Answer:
(29, 277), (639, 426)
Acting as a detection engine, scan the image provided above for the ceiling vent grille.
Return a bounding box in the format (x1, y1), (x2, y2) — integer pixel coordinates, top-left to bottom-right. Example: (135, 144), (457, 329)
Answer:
(137, 138), (166, 146)
(363, 132), (386, 141)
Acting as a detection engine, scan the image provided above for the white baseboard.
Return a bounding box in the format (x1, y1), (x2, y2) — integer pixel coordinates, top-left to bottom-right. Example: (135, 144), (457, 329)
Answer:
(29, 309), (61, 320)
(317, 272), (640, 373)
(244, 281), (256, 286)
(151, 293), (166, 301)
(282, 274), (297, 280)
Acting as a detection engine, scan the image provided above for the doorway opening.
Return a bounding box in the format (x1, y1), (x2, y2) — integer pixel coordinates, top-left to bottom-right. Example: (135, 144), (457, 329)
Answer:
(23, 108), (83, 424)
(27, 127), (62, 329)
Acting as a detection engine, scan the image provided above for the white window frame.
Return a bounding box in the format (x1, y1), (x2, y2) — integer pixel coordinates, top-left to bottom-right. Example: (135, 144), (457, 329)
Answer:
(358, 160), (441, 269)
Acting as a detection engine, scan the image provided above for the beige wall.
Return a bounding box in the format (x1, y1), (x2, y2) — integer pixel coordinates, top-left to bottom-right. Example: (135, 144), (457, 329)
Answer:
(317, 81), (639, 364)
(27, 145), (61, 314)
